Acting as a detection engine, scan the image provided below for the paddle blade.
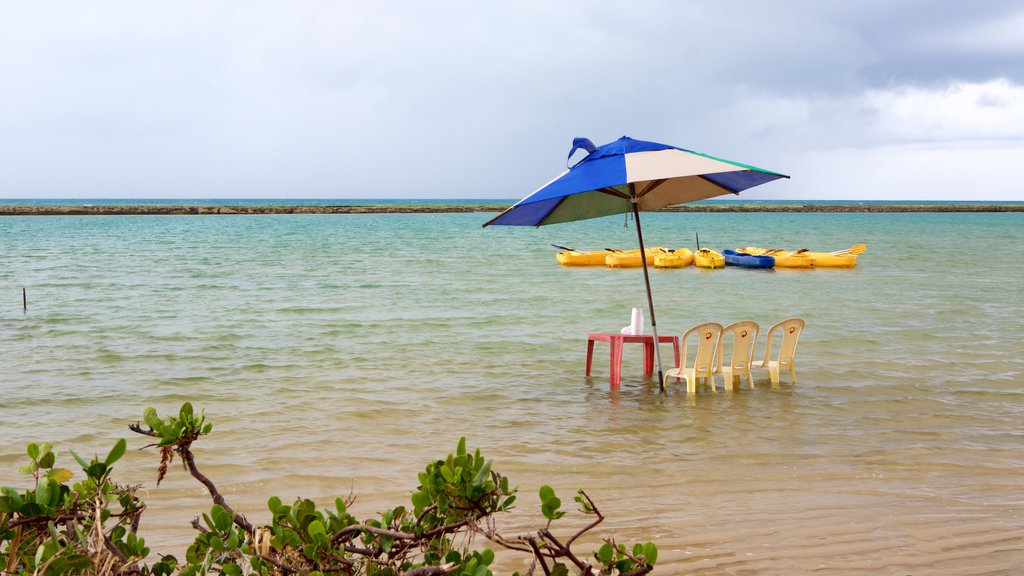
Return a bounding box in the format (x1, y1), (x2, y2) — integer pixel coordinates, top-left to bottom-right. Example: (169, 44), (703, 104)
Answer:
(830, 243), (867, 255)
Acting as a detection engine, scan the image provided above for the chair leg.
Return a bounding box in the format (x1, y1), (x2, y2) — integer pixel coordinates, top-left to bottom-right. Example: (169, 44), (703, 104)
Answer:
(685, 374), (696, 396)
(722, 369), (734, 392)
(769, 366), (780, 386)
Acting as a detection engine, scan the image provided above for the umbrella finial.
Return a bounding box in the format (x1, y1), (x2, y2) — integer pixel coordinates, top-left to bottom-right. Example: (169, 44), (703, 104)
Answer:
(567, 137), (598, 167)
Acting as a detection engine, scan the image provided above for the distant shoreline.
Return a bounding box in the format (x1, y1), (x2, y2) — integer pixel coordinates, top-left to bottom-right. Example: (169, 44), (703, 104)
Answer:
(1, 203), (1021, 216)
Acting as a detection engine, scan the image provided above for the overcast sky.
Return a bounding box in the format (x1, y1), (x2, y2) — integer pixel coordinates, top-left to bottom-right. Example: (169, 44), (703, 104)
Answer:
(1, 1), (1022, 200)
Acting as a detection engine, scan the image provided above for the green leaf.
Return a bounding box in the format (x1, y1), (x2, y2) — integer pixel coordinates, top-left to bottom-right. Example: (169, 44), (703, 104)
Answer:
(223, 563), (242, 576)
(17, 463), (35, 475)
(539, 485), (555, 502)
(34, 477), (51, 506)
(86, 462), (108, 481)
(267, 496), (282, 513)
(201, 423), (213, 434)
(38, 452), (56, 469)
(480, 548), (495, 565)
(2, 486), (24, 510)
(69, 449), (91, 471)
(27, 443), (40, 461)
(180, 402), (194, 421)
(211, 504), (232, 532)
(551, 563), (569, 576)
(457, 437), (466, 456)
(335, 497), (347, 516)
(143, 406), (161, 430)
(644, 542), (658, 564)
(472, 459), (492, 487)
(598, 543), (614, 564)
(440, 466), (455, 483)
(105, 439), (127, 466)
(63, 554), (92, 572)
(411, 490), (431, 511)
(307, 520), (326, 540)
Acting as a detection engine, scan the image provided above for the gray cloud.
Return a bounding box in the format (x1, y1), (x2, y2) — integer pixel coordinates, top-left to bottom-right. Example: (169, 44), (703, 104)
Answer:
(0, 1), (1022, 200)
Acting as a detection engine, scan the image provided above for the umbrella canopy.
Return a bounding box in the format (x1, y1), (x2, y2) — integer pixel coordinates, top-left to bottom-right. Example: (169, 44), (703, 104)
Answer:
(483, 136), (788, 228)
(483, 136), (789, 391)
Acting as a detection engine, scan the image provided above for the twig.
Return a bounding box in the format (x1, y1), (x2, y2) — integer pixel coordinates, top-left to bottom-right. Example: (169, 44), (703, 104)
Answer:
(400, 563), (458, 576)
(414, 503), (437, 526)
(178, 444), (254, 534)
(128, 423), (158, 438)
(539, 529), (588, 573)
(7, 513), (86, 529)
(526, 537), (551, 576)
(565, 491), (603, 549)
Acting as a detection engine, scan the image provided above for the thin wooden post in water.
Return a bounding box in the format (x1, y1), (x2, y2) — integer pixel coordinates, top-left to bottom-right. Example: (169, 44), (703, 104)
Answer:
(23, 287), (27, 313)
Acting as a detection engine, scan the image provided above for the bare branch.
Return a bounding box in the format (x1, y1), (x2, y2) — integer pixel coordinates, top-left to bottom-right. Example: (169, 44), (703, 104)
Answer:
(178, 444), (254, 534)
(128, 423), (158, 438)
(527, 537), (552, 576)
(539, 529), (588, 573)
(565, 491), (604, 549)
(400, 563), (458, 576)
(7, 513), (87, 529)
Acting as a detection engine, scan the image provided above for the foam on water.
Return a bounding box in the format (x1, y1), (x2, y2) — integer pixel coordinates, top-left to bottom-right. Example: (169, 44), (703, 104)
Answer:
(2, 211), (1023, 574)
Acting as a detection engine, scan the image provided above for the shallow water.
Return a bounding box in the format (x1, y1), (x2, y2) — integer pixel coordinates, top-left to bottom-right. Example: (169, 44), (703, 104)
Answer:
(2, 211), (1023, 574)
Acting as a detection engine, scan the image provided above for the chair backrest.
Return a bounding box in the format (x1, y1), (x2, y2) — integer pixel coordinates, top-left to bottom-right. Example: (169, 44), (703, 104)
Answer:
(680, 322), (724, 377)
(718, 320), (760, 372)
(760, 317), (805, 368)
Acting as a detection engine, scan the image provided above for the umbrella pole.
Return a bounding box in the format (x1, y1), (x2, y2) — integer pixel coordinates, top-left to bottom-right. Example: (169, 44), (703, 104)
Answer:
(630, 196), (666, 391)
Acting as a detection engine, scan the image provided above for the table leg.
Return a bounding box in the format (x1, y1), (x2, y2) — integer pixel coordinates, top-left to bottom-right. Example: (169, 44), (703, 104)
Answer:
(585, 338), (595, 376)
(609, 337), (623, 388)
(673, 339), (681, 369)
(642, 341), (654, 374)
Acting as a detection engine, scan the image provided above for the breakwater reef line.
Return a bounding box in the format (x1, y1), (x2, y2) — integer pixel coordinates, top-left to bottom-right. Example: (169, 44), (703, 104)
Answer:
(1, 203), (1022, 215)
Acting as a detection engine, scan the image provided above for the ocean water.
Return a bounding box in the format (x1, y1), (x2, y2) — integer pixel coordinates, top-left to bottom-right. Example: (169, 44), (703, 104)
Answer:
(2, 210), (1023, 574)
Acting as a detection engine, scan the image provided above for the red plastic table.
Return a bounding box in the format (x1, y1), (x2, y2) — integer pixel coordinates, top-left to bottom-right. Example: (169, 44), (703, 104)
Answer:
(586, 333), (681, 388)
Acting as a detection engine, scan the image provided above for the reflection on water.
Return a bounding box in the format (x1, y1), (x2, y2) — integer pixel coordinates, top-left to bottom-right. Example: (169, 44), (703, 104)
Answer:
(2, 212), (1023, 574)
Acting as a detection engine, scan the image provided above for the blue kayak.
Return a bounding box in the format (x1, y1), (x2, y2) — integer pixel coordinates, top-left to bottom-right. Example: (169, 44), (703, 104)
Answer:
(722, 249), (775, 269)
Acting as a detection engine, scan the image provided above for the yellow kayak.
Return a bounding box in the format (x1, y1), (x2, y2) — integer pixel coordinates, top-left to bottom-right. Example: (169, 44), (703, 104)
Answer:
(694, 248), (725, 269)
(743, 247), (814, 268)
(556, 248), (627, 266)
(744, 245), (863, 268)
(605, 247), (669, 268)
(653, 247), (694, 268)
(804, 251), (858, 268)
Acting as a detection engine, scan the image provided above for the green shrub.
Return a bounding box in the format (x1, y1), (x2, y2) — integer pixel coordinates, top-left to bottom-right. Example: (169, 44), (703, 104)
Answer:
(1, 403), (655, 576)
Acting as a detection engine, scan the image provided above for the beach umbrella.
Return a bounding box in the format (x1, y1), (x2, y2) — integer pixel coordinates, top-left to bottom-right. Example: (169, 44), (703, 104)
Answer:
(483, 136), (789, 390)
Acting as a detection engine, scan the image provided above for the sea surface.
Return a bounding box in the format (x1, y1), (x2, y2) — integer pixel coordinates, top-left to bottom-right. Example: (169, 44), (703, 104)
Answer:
(2, 207), (1023, 574)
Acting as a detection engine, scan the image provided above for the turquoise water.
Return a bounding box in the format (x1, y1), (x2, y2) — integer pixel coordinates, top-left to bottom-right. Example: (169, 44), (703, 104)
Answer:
(2, 211), (1023, 574)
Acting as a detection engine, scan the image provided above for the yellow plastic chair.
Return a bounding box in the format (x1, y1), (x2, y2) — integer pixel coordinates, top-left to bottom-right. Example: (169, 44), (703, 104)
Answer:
(751, 318), (805, 386)
(664, 322), (723, 395)
(714, 320), (760, 391)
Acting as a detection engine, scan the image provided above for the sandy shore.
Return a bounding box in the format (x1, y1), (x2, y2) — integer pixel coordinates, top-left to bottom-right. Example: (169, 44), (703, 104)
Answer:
(1, 203), (1021, 215)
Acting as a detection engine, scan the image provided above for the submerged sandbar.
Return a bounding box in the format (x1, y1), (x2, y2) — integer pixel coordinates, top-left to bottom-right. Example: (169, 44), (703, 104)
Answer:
(0, 203), (1021, 216)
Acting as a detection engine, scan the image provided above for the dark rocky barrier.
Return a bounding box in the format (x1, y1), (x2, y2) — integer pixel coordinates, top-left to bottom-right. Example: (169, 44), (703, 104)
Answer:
(1, 203), (1021, 216)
